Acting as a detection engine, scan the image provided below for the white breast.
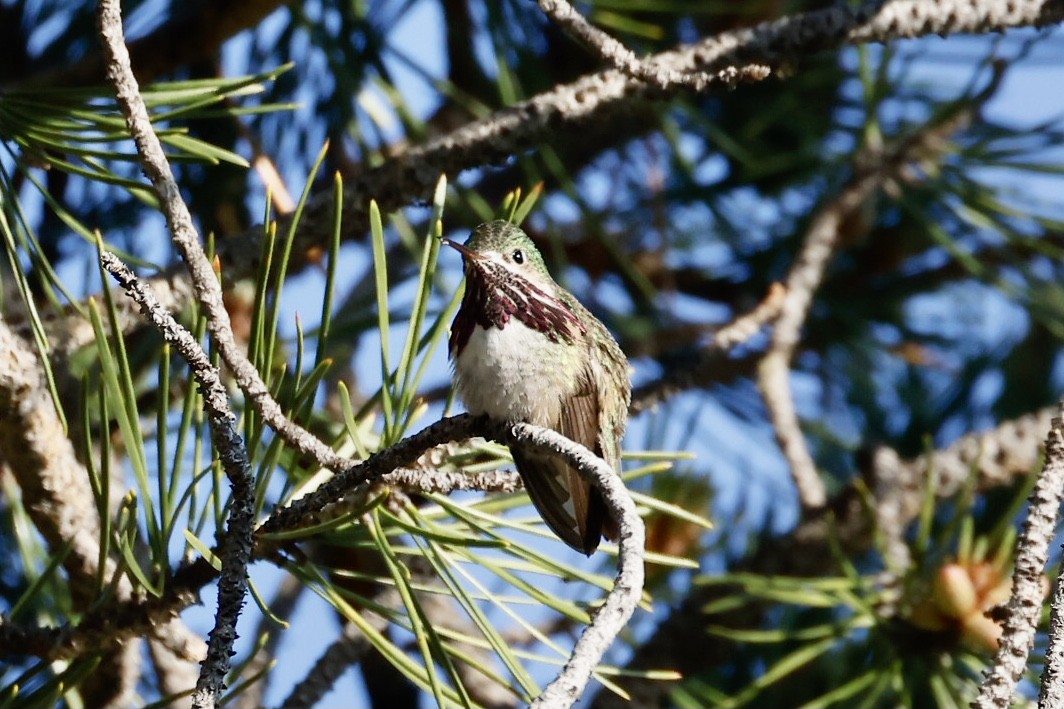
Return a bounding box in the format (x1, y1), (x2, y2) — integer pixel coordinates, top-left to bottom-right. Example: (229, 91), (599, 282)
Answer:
(453, 321), (582, 427)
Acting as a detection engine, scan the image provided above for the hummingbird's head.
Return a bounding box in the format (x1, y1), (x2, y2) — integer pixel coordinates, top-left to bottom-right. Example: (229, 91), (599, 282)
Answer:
(444, 220), (554, 291)
(445, 220), (585, 353)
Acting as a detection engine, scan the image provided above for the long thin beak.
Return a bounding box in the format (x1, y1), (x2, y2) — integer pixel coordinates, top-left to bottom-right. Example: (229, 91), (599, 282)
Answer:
(443, 239), (482, 260)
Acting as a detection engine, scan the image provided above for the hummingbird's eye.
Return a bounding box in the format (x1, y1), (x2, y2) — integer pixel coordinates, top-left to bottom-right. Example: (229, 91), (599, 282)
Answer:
(511, 249), (525, 264)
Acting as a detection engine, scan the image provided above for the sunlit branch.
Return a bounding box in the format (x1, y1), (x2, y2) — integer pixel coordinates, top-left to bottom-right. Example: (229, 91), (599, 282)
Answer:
(507, 419), (645, 708)
(981, 402), (1064, 708)
(536, 0), (771, 90)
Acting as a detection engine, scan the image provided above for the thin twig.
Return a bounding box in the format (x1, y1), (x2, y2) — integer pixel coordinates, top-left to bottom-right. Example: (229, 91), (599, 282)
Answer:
(100, 252), (256, 709)
(756, 60), (1007, 513)
(977, 401), (1063, 709)
(757, 352), (827, 509)
(712, 283), (786, 350)
(537, 0), (771, 90)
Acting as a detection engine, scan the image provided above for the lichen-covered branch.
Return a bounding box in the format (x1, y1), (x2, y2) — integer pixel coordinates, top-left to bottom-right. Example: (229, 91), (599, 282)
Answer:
(978, 402), (1064, 709)
(98, 250), (256, 709)
(536, 0), (771, 90)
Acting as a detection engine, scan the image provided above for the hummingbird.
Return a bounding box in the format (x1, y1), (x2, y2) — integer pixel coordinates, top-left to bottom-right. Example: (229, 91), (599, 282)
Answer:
(445, 220), (631, 555)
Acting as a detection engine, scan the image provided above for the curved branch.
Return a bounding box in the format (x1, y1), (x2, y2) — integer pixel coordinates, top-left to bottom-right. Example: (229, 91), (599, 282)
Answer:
(266, 415), (643, 708)
(502, 422), (644, 709)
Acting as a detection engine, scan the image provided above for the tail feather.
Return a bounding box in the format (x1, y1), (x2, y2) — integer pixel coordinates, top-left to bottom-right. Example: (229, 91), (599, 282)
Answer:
(511, 447), (604, 556)
(589, 486), (617, 543)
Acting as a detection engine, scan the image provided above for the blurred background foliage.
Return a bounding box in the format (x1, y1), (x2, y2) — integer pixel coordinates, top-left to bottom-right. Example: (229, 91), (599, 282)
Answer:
(1, 0), (1063, 707)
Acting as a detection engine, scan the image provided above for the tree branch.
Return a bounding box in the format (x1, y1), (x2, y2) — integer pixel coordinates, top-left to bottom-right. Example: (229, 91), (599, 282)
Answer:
(266, 415), (643, 708)
(756, 168), (881, 509)
(756, 63), (1005, 511)
(0, 320), (121, 601)
(978, 401), (1064, 708)
(1, 419), (517, 664)
(502, 421), (644, 709)
(536, 0), (770, 90)
(98, 250), (256, 709)
(382, 466), (523, 494)
(0, 316), (142, 707)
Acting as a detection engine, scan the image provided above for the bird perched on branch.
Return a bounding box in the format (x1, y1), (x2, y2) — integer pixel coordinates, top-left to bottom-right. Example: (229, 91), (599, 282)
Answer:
(446, 220), (631, 555)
